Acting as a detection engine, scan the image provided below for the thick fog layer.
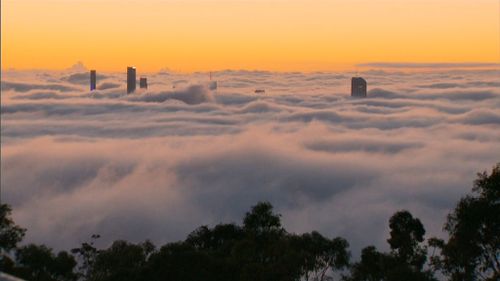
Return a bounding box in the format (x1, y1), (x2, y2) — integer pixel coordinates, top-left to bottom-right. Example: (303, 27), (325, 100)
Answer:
(1, 68), (499, 254)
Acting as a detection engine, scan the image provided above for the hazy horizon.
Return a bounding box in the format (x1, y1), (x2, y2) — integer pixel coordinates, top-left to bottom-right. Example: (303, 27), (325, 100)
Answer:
(2, 60), (499, 74)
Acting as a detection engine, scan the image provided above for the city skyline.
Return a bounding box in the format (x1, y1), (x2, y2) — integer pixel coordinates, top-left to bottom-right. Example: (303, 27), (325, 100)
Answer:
(1, 1), (499, 279)
(87, 65), (368, 96)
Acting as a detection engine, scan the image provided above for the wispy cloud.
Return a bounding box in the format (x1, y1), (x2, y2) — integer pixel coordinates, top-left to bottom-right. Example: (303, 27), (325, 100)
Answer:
(356, 62), (500, 69)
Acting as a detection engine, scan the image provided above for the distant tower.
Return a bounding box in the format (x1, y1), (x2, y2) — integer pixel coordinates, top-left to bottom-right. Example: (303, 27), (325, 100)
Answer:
(208, 71), (218, 90)
(351, 77), (367, 98)
(127, 67), (136, 94)
(139, 77), (148, 89)
(90, 70), (96, 91)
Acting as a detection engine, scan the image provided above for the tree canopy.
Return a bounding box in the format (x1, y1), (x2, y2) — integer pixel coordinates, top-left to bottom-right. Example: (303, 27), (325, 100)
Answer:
(0, 204), (26, 253)
(430, 163), (500, 281)
(346, 211), (435, 281)
(1, 163), (498, 281)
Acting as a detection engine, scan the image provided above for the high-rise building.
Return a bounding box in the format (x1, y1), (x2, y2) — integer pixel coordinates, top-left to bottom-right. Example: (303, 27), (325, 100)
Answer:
(90, 70), (96, 91)
(127, 67), (136, 94)
(139, 77), (148, 89)
(209, 71), (218, 90)
(351, 77), (367, 98)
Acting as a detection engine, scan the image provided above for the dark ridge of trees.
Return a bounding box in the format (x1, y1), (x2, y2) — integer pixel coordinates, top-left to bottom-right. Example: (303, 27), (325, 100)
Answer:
(0, 163), (498, 281)
(67, 203), (350, 281)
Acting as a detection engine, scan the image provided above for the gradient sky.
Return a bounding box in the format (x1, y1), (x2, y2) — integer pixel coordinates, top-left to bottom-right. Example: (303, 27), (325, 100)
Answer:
(2, 0), (499, 72)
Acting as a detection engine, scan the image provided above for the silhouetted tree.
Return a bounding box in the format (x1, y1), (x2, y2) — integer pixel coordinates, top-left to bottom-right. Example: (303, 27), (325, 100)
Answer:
(186, 223), (243, 255)
(388, 210), (427, 269)
(243, 201), (284, 235)
(71, 234), (101, 280)
(346, 246), (386, 281)
(346, 211), (435, 281)
(0, 203), (27, 273)
(236, 202), (298, 281)
(11, 244), (77, 281)
(85, 240), (154, 281)
(0, 204), (26, 253)
(185, 223), (243, 280)
(145, 242), (213, 281)
(293, 232), (350, 281)
(430, 163), (500, 281)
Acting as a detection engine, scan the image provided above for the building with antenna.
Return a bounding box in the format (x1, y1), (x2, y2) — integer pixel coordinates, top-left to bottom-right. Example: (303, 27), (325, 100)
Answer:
(208, 71), (217, 90)
(351, 77), (367, 98)
(127, 67), (136, 93)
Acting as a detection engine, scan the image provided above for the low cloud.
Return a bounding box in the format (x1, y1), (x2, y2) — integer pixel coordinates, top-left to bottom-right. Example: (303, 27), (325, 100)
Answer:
(1, 81), (78, 92)
(304, 137), (424, 154)
(357, 62), (500, 69)
(128, 85), (214, 105)
(1, 68), (499, 257)
(62, 72), (111, 85)
(97, 82), (121, 90)
(12, 91), (71, 100)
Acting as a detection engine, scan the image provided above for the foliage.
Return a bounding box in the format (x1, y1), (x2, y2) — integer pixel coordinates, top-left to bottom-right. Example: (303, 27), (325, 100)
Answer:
(71, 234), (101, 280)
(10, 244), (77, 281)
(0, 163), (498, 281)
(85, 240), (154, 281)
(346, 211), (436, 281)
(430, 163), (500, 281)
(0, 203), (27, 273)
(388, 210), (427, 268)
(0, 204), (26, 253)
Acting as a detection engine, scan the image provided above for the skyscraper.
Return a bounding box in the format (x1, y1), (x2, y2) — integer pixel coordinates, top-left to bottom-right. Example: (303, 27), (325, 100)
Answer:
(90, 70), (96, 91)
(351, 77), (367, 98)
(139, 77), (148, 89)
(127, 67), (136, 94)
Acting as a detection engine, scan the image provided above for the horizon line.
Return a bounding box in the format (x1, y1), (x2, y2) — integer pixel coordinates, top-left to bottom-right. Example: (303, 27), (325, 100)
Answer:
(2, 61), (499, 74)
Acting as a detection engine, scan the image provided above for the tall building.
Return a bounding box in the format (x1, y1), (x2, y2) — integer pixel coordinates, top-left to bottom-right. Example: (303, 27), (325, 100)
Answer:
(139, 77), (148, 89)
(90, 70), (96, 91)
(208, 71), (217, 90)
(127, 67), (136, 93)
(351, 77), (367, 98)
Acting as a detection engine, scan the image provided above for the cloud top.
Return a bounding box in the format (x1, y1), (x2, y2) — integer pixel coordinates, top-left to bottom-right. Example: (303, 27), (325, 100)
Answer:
(1, 68), (499, 255)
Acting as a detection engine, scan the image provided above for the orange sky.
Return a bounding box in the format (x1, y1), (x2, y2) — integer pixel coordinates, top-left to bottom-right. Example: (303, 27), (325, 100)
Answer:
(1, 0), (499, 72)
